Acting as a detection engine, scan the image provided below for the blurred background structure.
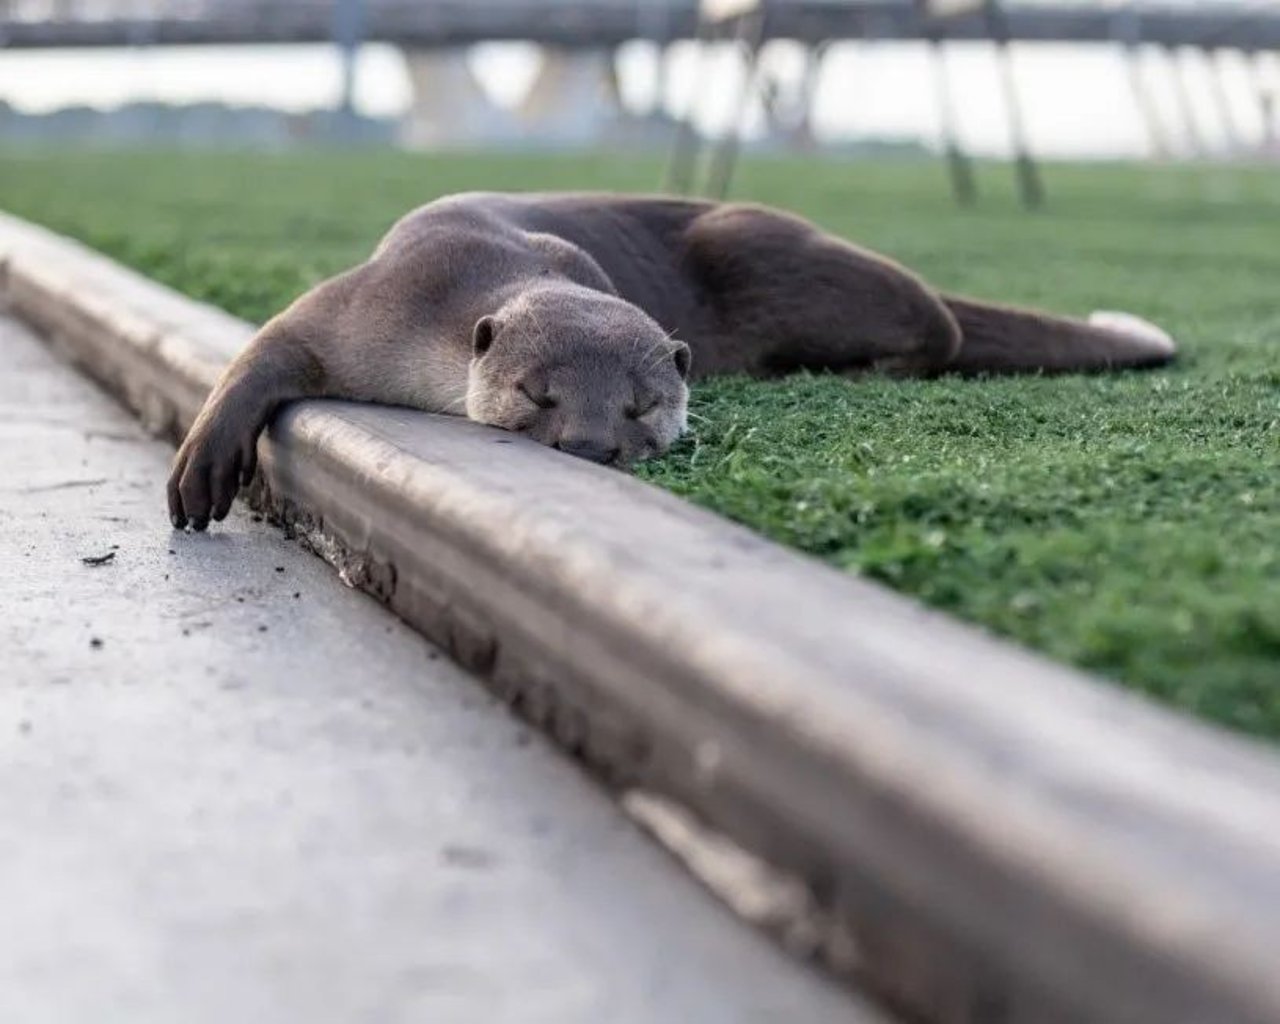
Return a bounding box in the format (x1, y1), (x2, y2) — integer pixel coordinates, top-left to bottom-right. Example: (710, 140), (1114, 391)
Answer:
(2, 0), (1278, 184)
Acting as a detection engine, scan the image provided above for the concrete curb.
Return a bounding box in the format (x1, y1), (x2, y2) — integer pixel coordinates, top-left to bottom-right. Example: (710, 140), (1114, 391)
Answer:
(4, 211), (1280, 1024)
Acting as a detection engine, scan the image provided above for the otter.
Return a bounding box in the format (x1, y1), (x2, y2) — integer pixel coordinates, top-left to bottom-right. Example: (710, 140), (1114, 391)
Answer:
(167, 192), (1175, 530)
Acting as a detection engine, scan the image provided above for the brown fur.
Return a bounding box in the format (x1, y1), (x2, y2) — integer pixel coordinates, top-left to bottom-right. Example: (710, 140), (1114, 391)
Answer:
(168, 192), (1175, 530)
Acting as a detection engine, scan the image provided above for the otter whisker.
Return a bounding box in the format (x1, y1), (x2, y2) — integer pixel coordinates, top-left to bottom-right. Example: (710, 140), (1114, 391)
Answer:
(639, 334), (681, 373)
(526, 300), (553, 354)
(636, 339), (667, 371)
(437, 393), (470, 415)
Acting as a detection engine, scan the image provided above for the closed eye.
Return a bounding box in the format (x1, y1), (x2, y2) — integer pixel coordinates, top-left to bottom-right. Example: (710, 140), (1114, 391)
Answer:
(518, 384), (557, 410)
(626, 399), (660, 420)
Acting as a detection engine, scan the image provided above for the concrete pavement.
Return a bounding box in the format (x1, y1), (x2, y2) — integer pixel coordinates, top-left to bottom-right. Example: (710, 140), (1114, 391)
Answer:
(0, 312), (869, 1024)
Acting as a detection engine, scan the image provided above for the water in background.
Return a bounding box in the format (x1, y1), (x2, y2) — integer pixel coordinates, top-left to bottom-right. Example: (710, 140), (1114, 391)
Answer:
(3, 39), (1278, 158)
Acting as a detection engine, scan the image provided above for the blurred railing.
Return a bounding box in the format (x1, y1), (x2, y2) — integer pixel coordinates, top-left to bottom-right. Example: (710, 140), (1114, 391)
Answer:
(0, 0), (701, 46)
(3, 0), (1278, 50)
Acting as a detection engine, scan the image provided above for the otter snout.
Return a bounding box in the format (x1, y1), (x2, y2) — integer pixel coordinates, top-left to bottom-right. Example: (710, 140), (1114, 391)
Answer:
(556, 438), (620, 465)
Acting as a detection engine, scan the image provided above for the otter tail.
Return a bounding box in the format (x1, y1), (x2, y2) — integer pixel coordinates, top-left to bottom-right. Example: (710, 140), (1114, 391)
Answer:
(941, 295), (1176, 375)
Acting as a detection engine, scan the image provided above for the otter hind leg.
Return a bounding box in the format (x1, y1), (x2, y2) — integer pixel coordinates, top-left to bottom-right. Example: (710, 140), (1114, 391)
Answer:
(682, 205), (961, 379)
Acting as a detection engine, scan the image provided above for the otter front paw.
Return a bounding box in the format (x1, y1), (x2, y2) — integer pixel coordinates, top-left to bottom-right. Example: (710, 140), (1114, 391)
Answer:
(167, 418), (259, 531)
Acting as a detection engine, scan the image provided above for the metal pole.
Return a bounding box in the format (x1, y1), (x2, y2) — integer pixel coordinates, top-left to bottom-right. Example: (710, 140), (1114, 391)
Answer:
(706, 9), (767, 198)
(927, 35), (978, 206)
(985, 0), (1043, 208)
(1116, 5), (1171, 161)
(791, 40), (828, 151)
(1123, 43), (1171, 160)
(1251, 51), (1277, 152)
(1166, 45), (1207, 158)
(638, 0), (671, 118)
(754, 40), (826, 151)
(1206, 48), (1243, 155)
(332, 0), (366, 120)
(663, 15), (715, 194)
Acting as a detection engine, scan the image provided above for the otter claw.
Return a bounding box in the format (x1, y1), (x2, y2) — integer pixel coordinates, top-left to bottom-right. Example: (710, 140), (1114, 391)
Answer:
(167, 424), (252, 531)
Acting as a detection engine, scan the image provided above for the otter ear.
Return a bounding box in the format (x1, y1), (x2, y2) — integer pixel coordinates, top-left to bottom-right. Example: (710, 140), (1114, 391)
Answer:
(473, 316), (500, 357)
(672, 341), (691, 380)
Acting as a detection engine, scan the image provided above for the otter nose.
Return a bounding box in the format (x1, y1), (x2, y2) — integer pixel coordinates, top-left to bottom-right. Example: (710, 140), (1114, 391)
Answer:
(556, 439), (620, 465)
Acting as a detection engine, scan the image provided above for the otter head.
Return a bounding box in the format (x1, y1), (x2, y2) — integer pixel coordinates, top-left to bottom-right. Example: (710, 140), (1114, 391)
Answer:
(465, 285), (690, 468)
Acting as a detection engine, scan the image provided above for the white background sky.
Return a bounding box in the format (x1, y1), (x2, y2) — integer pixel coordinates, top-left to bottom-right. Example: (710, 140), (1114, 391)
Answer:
(1, 38), (1277, 157)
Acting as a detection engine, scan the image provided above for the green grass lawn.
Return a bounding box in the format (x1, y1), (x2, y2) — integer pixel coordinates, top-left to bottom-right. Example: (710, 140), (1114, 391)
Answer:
(2, 150), (1277, 737)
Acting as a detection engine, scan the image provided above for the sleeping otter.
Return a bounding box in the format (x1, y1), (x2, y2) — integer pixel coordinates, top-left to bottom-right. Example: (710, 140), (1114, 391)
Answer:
(167, 192), (1175, 530)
